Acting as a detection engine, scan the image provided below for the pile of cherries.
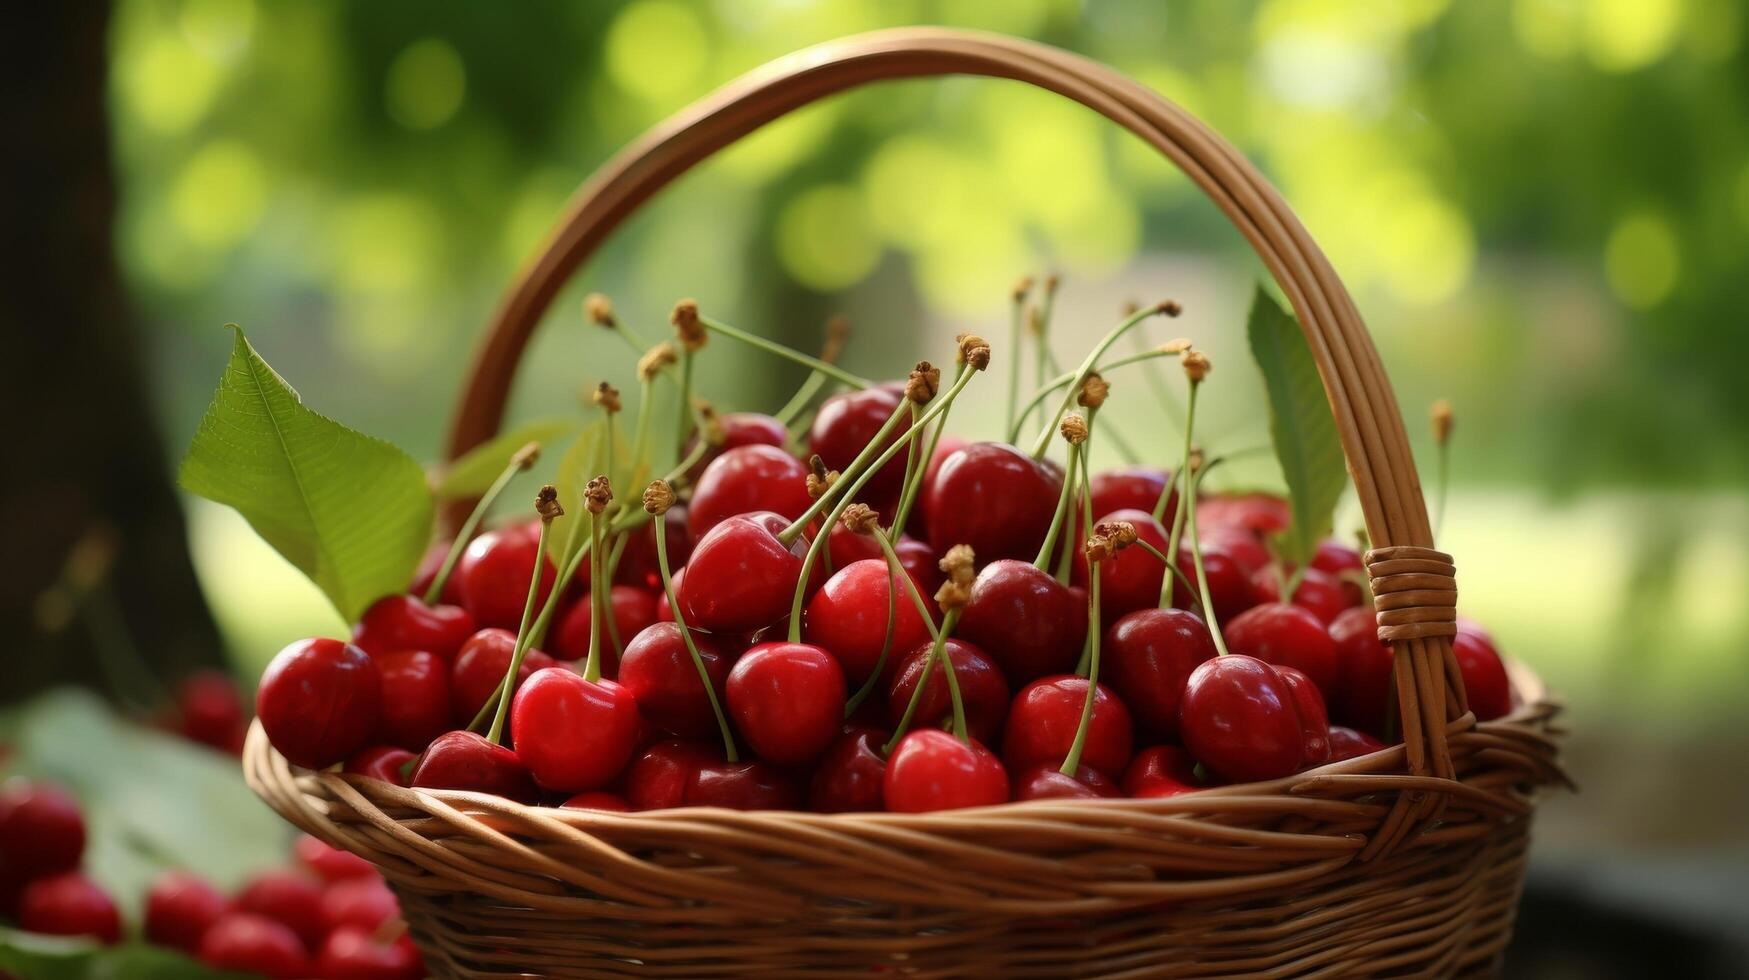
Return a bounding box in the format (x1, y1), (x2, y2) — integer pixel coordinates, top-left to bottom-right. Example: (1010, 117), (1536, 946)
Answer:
(254, 293), (1514, 818)
(0, 778), (421, 978)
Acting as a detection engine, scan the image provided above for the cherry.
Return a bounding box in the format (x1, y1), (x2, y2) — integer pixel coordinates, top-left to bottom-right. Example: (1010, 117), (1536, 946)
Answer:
(614, 502), (693, 591)
(316, 927), (425, 980)
(1197, 493), (1289, 536)
(510, 667), (641, 793)
(725, 642), (846, 766)
(1086, 466), (1177, 532)
(1104, 607), (1217, 739)
(884, 639), (1009, 744)
(684, 411), (789, 480)
(883, 730), (1009, 812)
(344, 746), (417, 787)
(1171, 545), (1257, 622)
(550, 584), (659, 670)
(903, 434), (969, 541)
(1014, 763), (1119, 800)
(1072, 508), (1170, 620)
(808, 728), (888, 813)
(562, 791), (631, 811)
(1223, 603), (1340, 700)
(0, 780), (85, 879)
(686, 445), (813, 539)
(1453, 625), (1513, 721)
(454, 523), (560, 630)
(1276, 665), (1332, 768)
(677, 512), (809, 632)
(351, 594), (476, 662)
(449, 628), (554, 724)
(256, 637), (380, 770)
(1248, 566), (1352, 624)
(144, 870), (229, 953)
(1328, 725), (1386, 762)
(617, 740), (715, 810)
(688, 758), (802, 810)
(234, 869), (327, 950)
(173, 669), (248, 754)
(1310, 539), (1367, 607)
(830, 529), (943, 598)
(1197, 524), (1271, 576)
(19, 872), (121, 944)
(803, 559), (932, 684)
(615, 623), (729, 738)
(956, 559), (1087, 683)
(199, 912), (311, 978)
(1180, 655), (1317, 783)
(1328, 606), (1394, 734)
(295, 833), (377, 883)
(809, 386), (911, 501)
(923, 442), (1063, 563)
(372, 649), (452, 750)
(1002, 676), (1134, 777)
(1121, 745), (1201, 798)
(320, 876), (398, 932)
(409, 730), (538, 801)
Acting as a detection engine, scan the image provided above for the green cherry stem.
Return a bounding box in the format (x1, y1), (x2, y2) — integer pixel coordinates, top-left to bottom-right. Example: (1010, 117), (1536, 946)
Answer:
(699, 314), (874, 390)
(1033, 275), (1057, 390)
(891, 396), (953, 536)
(1008, 347), (1179, 444)
(1059, 559), (1103, 776)
(1184, 461), (1230, 658)
(1072, 426), (1097, 675)
(1005, 278), (1031, 437)
(1028, 302), (1176, 459)
(653, 507), (737, 761)
(882, 606), (967, 754)
(485, 489), (558, 745)
(843, 523), (942, 716)
(777, 398), (912, 548)
(674, 347), (695, 459)
(581, 506), (608, 683)
(1132, 538), (1205, 615)
(888, 400), (924, 529)
(1033, 441), (1080, 572)
(424, 442), (540, 605)
(1432, 399), (1453, 543)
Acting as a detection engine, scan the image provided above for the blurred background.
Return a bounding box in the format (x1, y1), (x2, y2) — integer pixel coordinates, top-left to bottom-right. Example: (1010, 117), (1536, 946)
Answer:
(4, 0), (1747, 975)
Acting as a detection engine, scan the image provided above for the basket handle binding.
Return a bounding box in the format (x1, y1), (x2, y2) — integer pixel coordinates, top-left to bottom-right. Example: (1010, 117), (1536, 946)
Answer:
(445, 28), (1469, 811)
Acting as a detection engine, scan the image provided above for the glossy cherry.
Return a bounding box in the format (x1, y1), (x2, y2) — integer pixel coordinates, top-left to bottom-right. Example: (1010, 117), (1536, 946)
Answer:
(409, 730), (538, 801)
(1197, 493), (1289, 536)
(1002, 676), (1134, 778)
(1453, 625), (1513, 721)
(829, 529), (942, 598)
(320, 876), (399, 932)
(1276, 665), (1332, 768)
(1104, 607), (1217, 738)
(510, 667), (641, 793)
(1223, 603), (1341, 700)
(410, 539), (462, 606)
(922, 442), (1063, 563)
(678, 511), (809, 632)
(1013, 763), (1119, 800)
(1329, 606), (1395, 734)
(1310, 539), (1368, 607)
(1179, 655), (1318, 783)
(173, 669), (248, 754)
(809, 728), (889, 813)
(957, 559), (1087, 683)
(883, 730), (1009, 812)
(904, 434), (969, 541)
(448, 628), (554, 724)
(372, 649), (452, 750)
(615, 622), (729, 738)
(617, 740), (715, 810)
(0, 780), (85, 879)
(685, 411), (789, 480)
(199, 912), (311, 979)
(725, 642), (846, 765)
(614, 502), (694, 591)
(809, 386), (911, 501)
(1121, 745), (1202, 798)
(803, 558), (932, 684)
(144, 870), (229, 953)
(295, 833), (377, 883)
(885, 639), (1010, 744)
(1328, 725), (1387, 762)
(18, 872), (121, 944)
(1249, 566), (1353, 624)
(344, 745), (417, 787)
(1171, 545), (1257, 623)
(234, 869), (327, 950)
(256, 637), (380, 770)
(687, 445), (813, 539)
(453, 523), (561, 630)
(689, 759), (802, 810)
(1072, 508), (1171, 620)
(316, 927), (425, 980)
(562, 791), (631, 811)
(550, 584), (659, 670)
(352, 594), (476, 662)
(1197, 524), (1272, 576)
(1084, 466), (1176, 534)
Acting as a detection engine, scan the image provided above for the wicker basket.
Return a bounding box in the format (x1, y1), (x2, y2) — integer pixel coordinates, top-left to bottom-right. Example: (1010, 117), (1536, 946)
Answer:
(245, 27), (1567, 978)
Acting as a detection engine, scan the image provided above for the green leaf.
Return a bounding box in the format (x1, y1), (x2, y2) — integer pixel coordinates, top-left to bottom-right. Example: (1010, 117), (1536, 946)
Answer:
(179, 327), (433, 622)
(546, 419), (605, 563)
(1245, 286), (1348, 570)
(0, 929), (244, 980)
(433, 416), (580, 499)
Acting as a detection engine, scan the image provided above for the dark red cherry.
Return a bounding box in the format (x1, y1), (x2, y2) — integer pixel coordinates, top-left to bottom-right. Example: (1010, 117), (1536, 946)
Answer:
(809, 728), (889, 813)
(1310, 539), (1367, 606)
(688, 758), (801, 810)
(1197, 524), (1272, 575)
(0, 780), (85, 879)
(885, 639), (1010, 744)
(1002, 676), (1134, 777)
(352, 594), (476, 662)
(905, 434), (970, 541)
(19, 872), (120, 944)
(173, 669), (248, 754)
(883, 730), (1009, 812)
(725, 642), (845, 766)
(454, 523), (560, 630)
(409, 730), (538, 801)
(315, 927), (425, 980)
(678, 512), (808, 632)
(614, 502), (693, 592)
(655, 566), (681, 622)
(1197, 493), (1289, 536)
(803, 558), (932, 684)
(295, 833), (377, 883)
(1073, 508), (1171, 620)
(957, 559), (1087, 683)
(1329, 606), (1394, 734)
(1104, 607), (1217, 738)
(1013, 763), (1119, 800)
(449, 629), (555, 724)
(1122, 745), (1201, 798)
(1328, 725), (1386, 762)
(145, 870), (229, 953)
(344, 745), (417, 786)
(1087, 467), (1176, 530)
(373, 649), (452, 750)
(320, 876), (398, 933)
(234, 869), (326, 950)
(1172, 545), (1258, 622)
(1276, 665), (1332, 767)
(256, 638), (380, 770)
(826, 526), (942, 597)
(1249, 566), (1353, 624)
(923, 442), (1062, 563)
(1224, 602), (1341, 700)
(809, 386), (911, 501)
(562, 791), (631, 811)
(550, 584), (659, 672)
(685, 411), (790, 480)
(1453, 624), (1512, 721)
(1179, 655), (1312, 783)
(687, 445), (813, 539)
(617, 740), (715, 810)
(616, 622), (729, 737)
(199, 912), (310, 978)
(511, 668), (641, 793)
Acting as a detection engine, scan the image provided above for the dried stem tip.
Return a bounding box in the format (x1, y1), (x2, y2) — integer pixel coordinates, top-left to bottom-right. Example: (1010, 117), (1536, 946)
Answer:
(1086, 520), (1138, 563)
(1187, 445), (1205, 474)
(1025, 303), (1043, 338)
(535, 485), (564, 522)
(510, 441), (541, 470)
(935, 578), (972, 611)
(1182, 350), (1211, 384)
(820, 314), (850, 364)
(592, 381), (622, 414)
(671, 299), (705, 351)
(956, 333), (991, 371)
(1121, 299), (1141, 317)
(638, 341), (677, 381)
(1011, 276), (1034, 302)
(584, 475), (612, 514)
(1155, 299), (1184, 317)
(1431, 399), (1454, 445)
(1043, 272), (1060, 295)
(695, 398), (725, 446)
(1059, 413), (1089, 445)
(642, 479), (676, 516)
(584, 293), (617, 328)
(839, 503), (879, 535)
(906, 361), (941, 404)
(805, 454), (839, 500)
(1078, 372), (1109, 409)
(1160, 337), (1192, 354)
(939, 544), (976, 586)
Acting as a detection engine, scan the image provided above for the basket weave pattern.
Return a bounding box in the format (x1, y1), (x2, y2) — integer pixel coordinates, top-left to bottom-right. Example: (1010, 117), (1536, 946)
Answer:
(247, 28), (1567, 978)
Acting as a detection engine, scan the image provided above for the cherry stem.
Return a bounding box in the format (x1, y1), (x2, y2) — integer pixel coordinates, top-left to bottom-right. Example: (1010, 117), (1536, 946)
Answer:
(1059, 561), (1103, 776)
(776, 371), (832, 429)
(1157, 381), (1200, 608)
(654, 514), (737, 761)
(1006, 290), (1026, 437)
(1132, 328), (1186, 430)
(699, 314), (873, 390)
(674, 348), (694, 459)
(486, 518), (552, 745)
(843, 525), (942, 716)
(1179, 394), (1230, 658)
(779, 399), (911, 548)
(1008, 347), (1177, 444)
(1073, 434), (1097, 675)
(1028, 306), (1162, 458)
(582, 511), (606, 683)
(887, 401), (924, 531)
(1033, 284), (1057, 390)
(881, 606), (967, 755)
(629, 377), (655, 487)
(1434, 439), (1451, 543)
(1034, 441), (1080, 572)
(1132, 539), (1205, 615)
(890, 403), (949, 537)
(423, 452), (531, 605)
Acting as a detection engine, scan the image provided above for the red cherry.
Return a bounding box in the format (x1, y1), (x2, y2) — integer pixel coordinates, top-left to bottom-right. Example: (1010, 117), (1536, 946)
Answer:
(883, 730), (1009, 812)
(904, 434), (970, 541)
(510, 668), (641, 793)
(454, 523), (560, 630)
(923, 442), (1063, 563)
(614, 503), (694, 591)
(344, 746), (417, 787)
(808, 728), (888, 813)
(550, 584), (659, 670)
(199, 913), (310, 978)
(234, 869), (326, 950)
(173, 669), (248, 754)
(0, 780), (85, 879)
(315, 927), (425, 980)
(1002, 676), (1134, 777)
(725, 642), (846, 765)
(19, 872), (120, 944)
(1180, 655), (1315, 783)
(615, 623), (729, 738)
(1172, 545), (1258, 622)
(617, 740), (715, 810)
(1197, 524), (1271, 575)
(684, 411), (790, 480)
(678, 512), (808, 633)
(372, 649), (452, 750)
(828, 531), (943, 599)
(1083, 467), (1176, 535)
(1275, 665), (1332, 767)
(1121, 745), (1201, 798)
(1310, 539), (1367, 606)
(448, 628), (554, 724)
(1329, 606), (1395, 734)
(409, 730), (538, 801)
(145, 870), (229, 953)
(256, 638), (380, 770)
(803, 559), (932, 684)
(688, 759), (802, 810)
(1248, 566), (1353, 624)
(884, 640), (1010, 744)
(294, 833), (377, 883)
(957, 559), (1087, 683)
(1197, 493), (1289, 536)
(1328, 725), (1387, 761)
(1453, 626), (1512, 721)
(1223, 603), (1341, 700)
(809, 386), (911, 501)
(1013, 763), (1119, 800)
(562, 791), (631, 811)
(1072, 508), (1170, 620)
(1104, 607), (1217, 738)
(320, 876), (398, 933)
(352, 594), (476, 662)
(687, 445), (813, 540)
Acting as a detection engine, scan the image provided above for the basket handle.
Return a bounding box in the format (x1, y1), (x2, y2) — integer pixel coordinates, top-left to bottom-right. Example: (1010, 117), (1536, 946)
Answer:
(445, 27), (1468, 802)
